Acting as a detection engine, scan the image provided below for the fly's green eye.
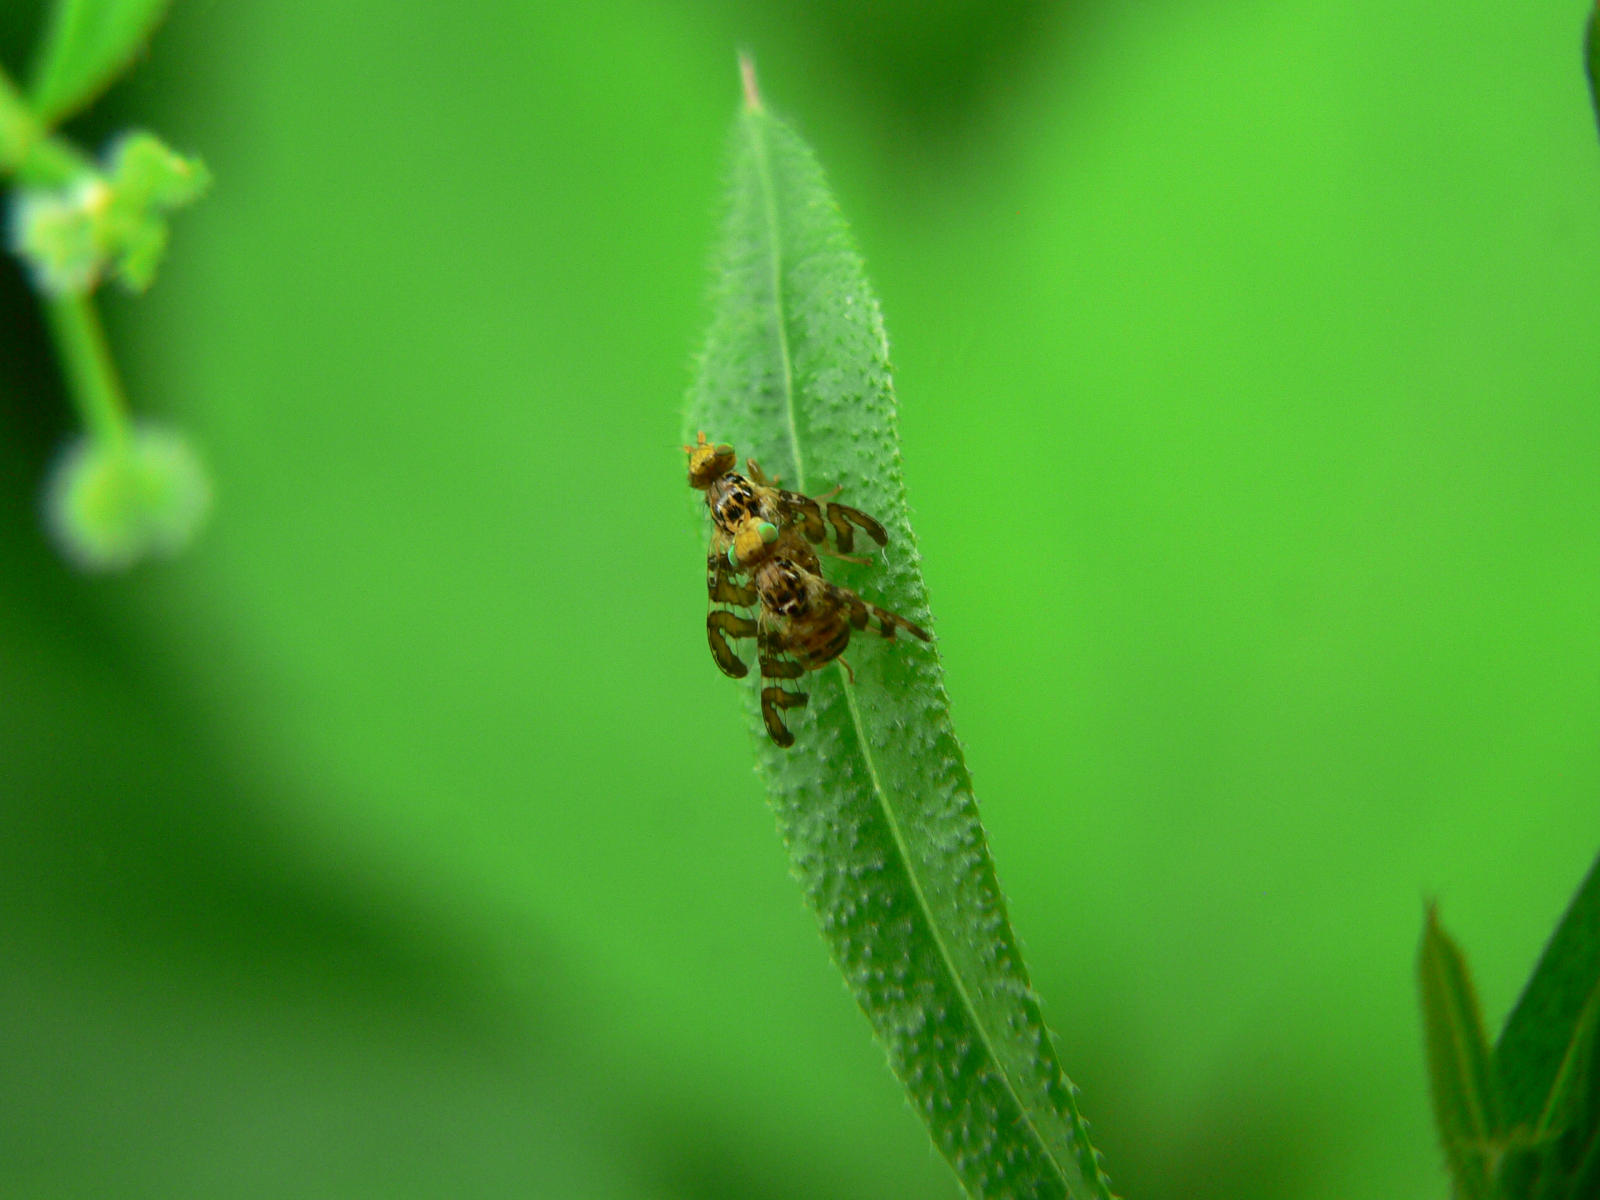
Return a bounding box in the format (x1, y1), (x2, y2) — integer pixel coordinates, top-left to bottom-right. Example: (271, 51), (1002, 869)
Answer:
(715, 444), (734, 458)
(757, 521), (778, 544)
(727, 543), (739, 567)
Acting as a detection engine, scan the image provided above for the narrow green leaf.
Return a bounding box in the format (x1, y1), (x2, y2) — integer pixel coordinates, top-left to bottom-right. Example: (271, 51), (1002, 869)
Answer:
(1419, 904), (1505, 1200)
(27, 0), (173, 126)
(1491, 852), (1600, 1200)
(1588, 3), (1600, 138)
(1530, 978), (1600, 1145)
(1515, 978), (1600, 1200)
(683, 60), (1115, 1200)
(1558, 1125), (1600, 1200)
(1496, 853), (1600, 1128)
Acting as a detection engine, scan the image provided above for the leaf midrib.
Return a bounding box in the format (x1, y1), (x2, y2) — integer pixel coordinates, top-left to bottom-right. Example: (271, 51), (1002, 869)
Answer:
(746, 108), (806, 494)
(743, 106), (1077, 1196)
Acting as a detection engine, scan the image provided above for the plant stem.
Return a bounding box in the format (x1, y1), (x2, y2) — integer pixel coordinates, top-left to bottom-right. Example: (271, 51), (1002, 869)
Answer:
(0, 64), (91, 185)
(42, 294), (132, 447)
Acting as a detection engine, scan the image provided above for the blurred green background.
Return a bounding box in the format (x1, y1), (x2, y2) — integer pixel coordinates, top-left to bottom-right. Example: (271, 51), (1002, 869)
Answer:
(1, 2), (1596, 1198)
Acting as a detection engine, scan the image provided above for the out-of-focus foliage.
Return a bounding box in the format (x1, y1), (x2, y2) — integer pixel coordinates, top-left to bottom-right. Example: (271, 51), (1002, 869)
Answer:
(1, 3), (1596, 1199)
(27, 0), (170, 122)
(1419, 907), (1503, 1200)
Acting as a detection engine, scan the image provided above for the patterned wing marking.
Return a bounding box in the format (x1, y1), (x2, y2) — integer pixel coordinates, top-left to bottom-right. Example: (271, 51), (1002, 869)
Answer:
(706, 528), (758, 678)
(825, 578), (931, 644)
(707, 607), (757, 678)
(821, 501), (887, 555)
(746, 458), (888, 556)
(756, 617), (808, 747)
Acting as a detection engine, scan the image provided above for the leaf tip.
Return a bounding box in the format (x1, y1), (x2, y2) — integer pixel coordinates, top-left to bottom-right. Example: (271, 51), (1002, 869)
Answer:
(738, 53), (763, 113)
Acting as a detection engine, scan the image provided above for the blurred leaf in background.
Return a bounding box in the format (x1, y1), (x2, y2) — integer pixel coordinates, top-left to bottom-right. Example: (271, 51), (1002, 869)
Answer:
(1, 2), (1597, 1199)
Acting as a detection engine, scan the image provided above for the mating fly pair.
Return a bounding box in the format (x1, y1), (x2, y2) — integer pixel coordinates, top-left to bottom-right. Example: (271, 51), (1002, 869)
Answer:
(686, 433), (929, 746)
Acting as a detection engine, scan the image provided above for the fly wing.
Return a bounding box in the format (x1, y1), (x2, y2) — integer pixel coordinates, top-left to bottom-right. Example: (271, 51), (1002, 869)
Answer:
(745, 459), (889, 557)
(825, 578), (931, 644)
(756, 610), (809, 747)
(773, 485), (886, 556)
(864, 598), (930, 642)
(820, 499), (887, 555)
(705, 527), (757, 678)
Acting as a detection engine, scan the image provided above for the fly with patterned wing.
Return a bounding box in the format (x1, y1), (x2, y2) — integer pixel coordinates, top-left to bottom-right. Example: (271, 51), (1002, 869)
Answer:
(686, 433), (930, 746)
